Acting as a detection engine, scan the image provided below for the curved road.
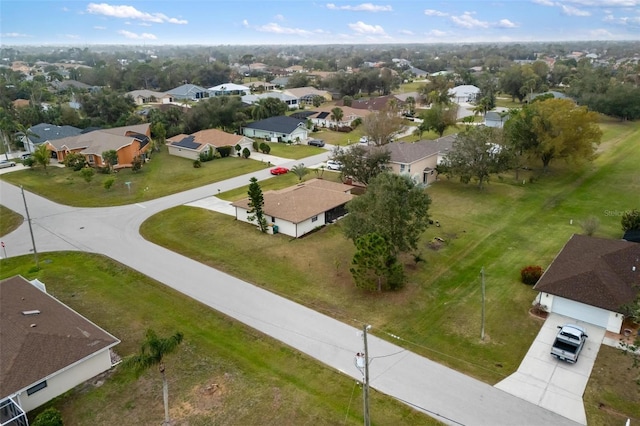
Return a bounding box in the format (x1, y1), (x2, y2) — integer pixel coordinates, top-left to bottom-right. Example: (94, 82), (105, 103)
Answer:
(0, 152), (579, 426)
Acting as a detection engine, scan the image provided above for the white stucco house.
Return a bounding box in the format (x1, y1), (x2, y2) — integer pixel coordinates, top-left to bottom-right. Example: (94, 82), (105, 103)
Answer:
(533, 234), (640, 333)
(241, 116), (308, 143)
(448, 85), (481, 103)
(231, 179), (354, 238)
(0, 276), (120, 422)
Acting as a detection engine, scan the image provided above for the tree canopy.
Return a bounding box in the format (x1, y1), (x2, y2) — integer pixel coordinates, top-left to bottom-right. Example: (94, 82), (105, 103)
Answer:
(342, 172), (431, 257)
(331, 145), (390, 185)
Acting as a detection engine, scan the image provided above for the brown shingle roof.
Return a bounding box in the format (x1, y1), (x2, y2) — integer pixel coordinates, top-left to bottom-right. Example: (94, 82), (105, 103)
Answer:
(382, 135), (456, 165)
(533, 234), (640, 312)
(0, 276), (119, 397)
(167, 129), (247, 149)
(232, 179), (353, 223)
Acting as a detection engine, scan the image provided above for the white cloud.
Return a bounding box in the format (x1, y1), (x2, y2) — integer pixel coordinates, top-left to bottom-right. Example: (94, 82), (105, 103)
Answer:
(620, 15), (640, 24)
(87, 3), (187, 24)
(348, 21), (386, 34)
(274, 14), (285, 21)
(326, 3), (392, 12)
(567, 0), (639, 6)
(2, 32), (30, 38)
(498, 19), (518, 28)
(590, 28), (613, 37)
(254, 23), (314, 36)
(451, 12), (490, 29)
(561, 4), (592, 15)
(427, 29), (447, 37)
(117, 30), (158, 39)
(65, 34), (80, 39)
(424, 9), (448, 17)
(94, 26), (107, 30)
(532, 0), (555, 6)
(398, 29), (415, 35)
(242, 20), (250, 27)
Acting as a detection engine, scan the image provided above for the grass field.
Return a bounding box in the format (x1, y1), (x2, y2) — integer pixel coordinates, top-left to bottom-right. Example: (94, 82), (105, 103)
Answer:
(0, 204), (23, 236)
(0, 253), (436, 426)
(140, 119), (640, 424)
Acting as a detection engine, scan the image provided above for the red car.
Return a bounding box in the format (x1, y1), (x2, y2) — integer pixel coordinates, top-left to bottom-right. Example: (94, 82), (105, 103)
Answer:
(270, 166), (289, 175)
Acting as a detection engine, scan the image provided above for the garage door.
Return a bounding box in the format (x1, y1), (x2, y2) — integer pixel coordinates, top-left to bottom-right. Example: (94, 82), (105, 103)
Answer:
(551, 297), (609, 328)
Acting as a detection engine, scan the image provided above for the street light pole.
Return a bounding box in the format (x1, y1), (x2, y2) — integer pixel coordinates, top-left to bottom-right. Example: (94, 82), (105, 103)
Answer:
(20, 185), (39, 268)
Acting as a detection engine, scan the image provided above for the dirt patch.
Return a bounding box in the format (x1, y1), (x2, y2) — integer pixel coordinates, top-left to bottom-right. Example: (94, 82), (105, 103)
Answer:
(172, 375), (229, 422)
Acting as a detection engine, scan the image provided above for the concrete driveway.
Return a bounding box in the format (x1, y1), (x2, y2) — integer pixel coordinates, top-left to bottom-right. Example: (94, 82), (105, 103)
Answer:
(495, 313), (605, 424)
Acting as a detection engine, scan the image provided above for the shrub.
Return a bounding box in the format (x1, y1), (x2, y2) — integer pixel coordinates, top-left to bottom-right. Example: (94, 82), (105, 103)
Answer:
(580, 215), (600, 236)
(32, 407), (63, 426)
(63, 152), (86, 171)
(259, 142), (271, 154)
(193, 159), (201, 168)
(100, 165), (111, 174)
(242, 147), (251, 159)
(252, 140), (259, 151)
(23, 157), (35, 167)
(198, 146), (215, 162)
(622, 209), (640, 232)
(80, 167), (95, 183)
(103, 177), (115, 190)
(217, 145), (233, 158)
(520, 265), (543, 285)
(131, 156), (143, 172)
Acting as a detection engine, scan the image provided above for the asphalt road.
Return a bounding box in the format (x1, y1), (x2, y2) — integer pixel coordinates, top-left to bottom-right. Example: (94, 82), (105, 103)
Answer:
(0, 152), (580, 426)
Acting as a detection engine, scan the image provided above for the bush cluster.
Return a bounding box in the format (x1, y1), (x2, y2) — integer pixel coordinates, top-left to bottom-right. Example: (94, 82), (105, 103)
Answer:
(520, 265), (543, 285)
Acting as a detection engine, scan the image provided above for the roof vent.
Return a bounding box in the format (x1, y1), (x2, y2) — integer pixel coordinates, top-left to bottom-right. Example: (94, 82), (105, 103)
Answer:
(30, 324), (37, 328)
(22, 310), (41, 316)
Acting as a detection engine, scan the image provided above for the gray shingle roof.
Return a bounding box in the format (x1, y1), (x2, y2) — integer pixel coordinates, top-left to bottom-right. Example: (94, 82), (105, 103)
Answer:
(370, 134), (456, 164)
(243, 116), (306, 134)
(533, 234), (640, 312)
(0, 276), (119, 397)
(28, 123), (83, 145)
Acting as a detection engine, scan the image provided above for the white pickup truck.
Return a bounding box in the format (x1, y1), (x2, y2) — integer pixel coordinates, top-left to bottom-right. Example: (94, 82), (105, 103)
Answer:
(551, 324), (588, 363)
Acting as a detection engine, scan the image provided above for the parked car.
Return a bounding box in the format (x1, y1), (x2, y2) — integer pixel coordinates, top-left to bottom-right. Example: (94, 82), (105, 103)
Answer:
(326, 160), (342, 171)
(359, 136), (369, 145)
(20, 153), (31, 160)
(551, 324), (588, 363)
(0, 160), (16, 169)
(270, 166), (289, 175)
(307, 139), (325, 147)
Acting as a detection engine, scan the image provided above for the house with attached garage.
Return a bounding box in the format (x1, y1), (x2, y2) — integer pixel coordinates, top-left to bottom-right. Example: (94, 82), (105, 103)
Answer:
(308, 105), (373, 129)
(242, 116), (308, 143)
(362, 134), (455, 185)
(0, 276), (120, 422)
(166, 83), (210, 102)
(45, 123), (151, 168)
(125, 89), (171, 105)
(533, 234), (640, 333)
(167, 129), (254, 160)
(19, 123), (83, 154)
(231, 179), (354, 238)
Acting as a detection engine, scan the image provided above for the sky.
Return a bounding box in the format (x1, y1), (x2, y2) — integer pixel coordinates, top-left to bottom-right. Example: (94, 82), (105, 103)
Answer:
(1, 0), (639, 46)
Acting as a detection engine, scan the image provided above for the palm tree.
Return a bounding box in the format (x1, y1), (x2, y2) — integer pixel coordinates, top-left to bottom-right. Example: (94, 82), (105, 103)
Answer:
(123, 329), (184, 425)
(330, 107), (344, 127)
(290, 163), (308, 182)
(32, 144), (50, 170)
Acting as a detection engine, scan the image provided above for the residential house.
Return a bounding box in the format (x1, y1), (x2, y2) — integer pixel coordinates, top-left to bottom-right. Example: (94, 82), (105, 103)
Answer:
(282, 87), (332, 104)
(245, 81), (276, 92)
(448, 85), (481, 103)
(270, 77), (289, 87)
(126, 89), (171, 105)
(370, 134), (455, 184)
(166, 83), (210, 102)
(231, 179), (354, 238)
(167, 129), (254, 160)
(46, 123), (151, 168)
(336, 95), (405, 112)
(242, 116), (308, 143)
(533, 234), (640, 333)
(242, 92), (299, 109)
(0, 276), (120, 420)
(484, 111), (509, 128)
(21, 123), (83, 154)
(209, 83), (251, 97)
(308, 105), (373, 128)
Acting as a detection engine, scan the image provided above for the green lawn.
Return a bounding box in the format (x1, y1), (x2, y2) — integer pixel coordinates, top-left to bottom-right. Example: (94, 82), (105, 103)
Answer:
(0, 148), (269, 207)
(264, 141), (325, 159)
(0, 253), (436, 426)
(0, 205), (23, 237)
(140, 120), (640, 424)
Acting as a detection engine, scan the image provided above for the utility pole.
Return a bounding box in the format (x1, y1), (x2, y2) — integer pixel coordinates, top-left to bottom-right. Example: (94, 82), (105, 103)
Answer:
(21, 185), (39, 268)
(362, 324), (371, 426)
(480, 267), (485, 341)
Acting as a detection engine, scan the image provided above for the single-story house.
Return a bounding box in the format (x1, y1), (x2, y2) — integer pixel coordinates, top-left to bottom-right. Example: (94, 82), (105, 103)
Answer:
(336, 95), (405, 112)
(167, 129), (254, 160)
(242, 116), (308, 143)
(126, 89), (171, 105)
(209, 83), (251, 97)
(20, 123), (83, 154)
(368, 134), (455, 184)
(282, 87), (332, 104)
(166, 83), (210, 102)
(0, 276), (120, 419)
(308, 105), (373, 128)
(533, 234), (640, 333)
(242, 92), (299, 109)
(448, 85), (481, 103)
(231, 179), (354, 238)
(245, 81), (276, 92)
(46, 123), (151, 168)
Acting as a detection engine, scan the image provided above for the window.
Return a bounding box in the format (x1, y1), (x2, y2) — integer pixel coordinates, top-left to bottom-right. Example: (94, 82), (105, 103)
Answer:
(311, 216), (318, 222)
(400, 164), (406, 172)
(26, 381), (47, 396)
(271, 217), (276, 223)
(87, 155), (95, 165)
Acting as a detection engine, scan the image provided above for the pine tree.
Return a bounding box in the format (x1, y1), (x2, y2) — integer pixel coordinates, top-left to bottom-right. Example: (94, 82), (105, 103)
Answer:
(247, 177), (268, 232)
